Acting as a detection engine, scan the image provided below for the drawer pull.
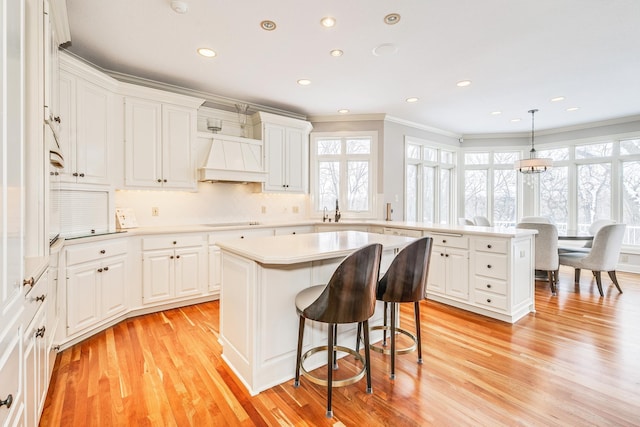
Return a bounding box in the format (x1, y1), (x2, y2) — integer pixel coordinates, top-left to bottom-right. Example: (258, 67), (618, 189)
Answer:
(36, 294), (46, 302)
(0, 394), (13, 409)
(487, 244), (492, 249)
(100, 250), (106, 254)
(442, 239), (447, 243)
(486, 284), (492, 289)
(35, 326), (46, 338)
(176, 255), (180, 259)
(486, 298), (492, 303)
(173, 241), (177, 245)
(104, 266), (109, 271)
(487, 264), (492, 269)
(170, 255), (174, 259)
(241, 236), (245, 239)
(23, 277), (35, 287)
(97, 268), (103, 273)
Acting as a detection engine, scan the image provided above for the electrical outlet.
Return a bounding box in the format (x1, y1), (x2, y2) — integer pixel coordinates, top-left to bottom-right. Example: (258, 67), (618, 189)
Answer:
(152, 207), (159, 216)
(292, 206), (299, 214)
(261, 206), (266, 214)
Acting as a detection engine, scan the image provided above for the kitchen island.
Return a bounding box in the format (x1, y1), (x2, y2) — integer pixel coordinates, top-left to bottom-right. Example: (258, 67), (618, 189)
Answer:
(216, 231), (415, 395)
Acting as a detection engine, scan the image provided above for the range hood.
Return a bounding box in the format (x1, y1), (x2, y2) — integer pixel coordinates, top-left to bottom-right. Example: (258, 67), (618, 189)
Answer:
(198, 134), (266, 183)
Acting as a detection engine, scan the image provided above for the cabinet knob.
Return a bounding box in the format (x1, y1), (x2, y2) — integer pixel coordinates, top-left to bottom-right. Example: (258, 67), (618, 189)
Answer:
(442, 240), (447, 243)
(486, 299), (492, 303)
(176, 255), (180, 259)
(73, 172), (78, 177)
(36, 294), (46, 302)
(440, 253), (444, 257)
(79, 173), (85, 177)
(445, 254), (449, 257)
(100, 250), (106, 254)
(0, 394), (13, 409)
(292, 232), (296, 235)
(54, 116), (61, 123)
(487, 265), (492, 269)
(241, 236), (245, 239)
(170, 255), (174, 259)
(35, 326), (46, 338)
(487, 244), (492, 249)
(163, 179), (167, 183)
(157, 179), (162, 183)
(486, 284), (492, 289)
(103, 266), (109, 271)
(23, 277), (35, 287)
(54, 171), (59, 176)
(97, 268), (103, 273)
(173, 241), (177, 245)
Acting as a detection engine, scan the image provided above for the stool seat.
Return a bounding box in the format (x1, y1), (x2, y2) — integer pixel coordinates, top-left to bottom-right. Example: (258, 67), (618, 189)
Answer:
(295, 285), (325, 314)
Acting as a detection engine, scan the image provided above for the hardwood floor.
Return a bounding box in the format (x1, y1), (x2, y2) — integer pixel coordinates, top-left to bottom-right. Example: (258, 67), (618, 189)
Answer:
(41, 266), (640, 426)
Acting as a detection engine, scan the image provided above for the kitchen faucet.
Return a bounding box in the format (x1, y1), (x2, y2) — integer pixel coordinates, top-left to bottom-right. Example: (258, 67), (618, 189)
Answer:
(334, 199), (341, 223)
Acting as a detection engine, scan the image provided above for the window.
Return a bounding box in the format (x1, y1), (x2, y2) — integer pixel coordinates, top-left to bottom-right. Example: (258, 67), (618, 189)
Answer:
(311, 132), (377, 217)
(538, 148), (569, 231)
(405, 138), (456, 224)
(620, 139), (640, 245)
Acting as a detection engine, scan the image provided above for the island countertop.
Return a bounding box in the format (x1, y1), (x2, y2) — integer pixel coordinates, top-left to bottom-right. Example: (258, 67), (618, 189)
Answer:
(216, 230), (415, 264)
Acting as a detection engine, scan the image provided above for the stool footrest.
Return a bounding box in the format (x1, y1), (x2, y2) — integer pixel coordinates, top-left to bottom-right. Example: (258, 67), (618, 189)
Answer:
(370, 325), (418, 355)
(300, 345), (366, 387)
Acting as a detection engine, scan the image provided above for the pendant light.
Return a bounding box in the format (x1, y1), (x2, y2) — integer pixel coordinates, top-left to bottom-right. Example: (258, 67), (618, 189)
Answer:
(514, 109), (552, 174)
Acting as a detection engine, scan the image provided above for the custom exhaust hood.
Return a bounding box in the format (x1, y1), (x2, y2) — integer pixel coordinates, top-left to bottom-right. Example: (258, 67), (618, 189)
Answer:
(198, 134), (266, 183)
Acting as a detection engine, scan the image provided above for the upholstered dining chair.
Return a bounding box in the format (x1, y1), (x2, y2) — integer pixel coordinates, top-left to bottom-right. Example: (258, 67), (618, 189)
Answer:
(519, 216), (551, 224)
(458, 218), (474, 225)
(516, 222), (560, 295)
(558, 219), (616, 254)
(558, 223), (626, 296)
(294, 243), (382, 418)
(473, 216), (491, 226)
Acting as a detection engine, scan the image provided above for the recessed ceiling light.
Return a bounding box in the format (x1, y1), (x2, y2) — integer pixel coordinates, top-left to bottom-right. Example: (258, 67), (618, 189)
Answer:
(551, 96), (565, 102)
(384, 13), (401, 25)
(297, 79), (311, 86)
(406, 97), (419, 103)
(197, 48), (216, 58)
(321, 16), (336, 27)
(567, 107), (580, 112)
(330, 49), (343, 57)
(456, 80), (472, 87)
(372, 43), (398, 56)
(490, 111), (502, 115)
(260, 20), (276, 31)
(510, 118), (522, 123)
(338, 109), (349, 114)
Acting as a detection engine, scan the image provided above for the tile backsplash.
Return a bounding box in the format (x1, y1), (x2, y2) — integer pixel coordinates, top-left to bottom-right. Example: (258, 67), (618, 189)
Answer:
(115, 183), (310, 227)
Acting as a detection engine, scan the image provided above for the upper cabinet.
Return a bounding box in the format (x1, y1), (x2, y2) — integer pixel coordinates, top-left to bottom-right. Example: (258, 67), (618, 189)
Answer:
(252, 112), (312, 193)
(122, 85), (204, 190)
(58, 54), (117, 185)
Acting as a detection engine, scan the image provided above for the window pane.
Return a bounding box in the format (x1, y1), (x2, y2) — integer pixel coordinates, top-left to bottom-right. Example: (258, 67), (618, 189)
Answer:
(406, 144), (421, 160)
(575, 142), (612, 159)
(494, 152), (519, 164)
(465, 152), (489, 165)
(317, 139), (341, 155)
(318, 161), (339, 210)
(539, 166), (569, 232)
(347, 161), (369, 211)
(406, 164), (418, 222)
(537, 147), (569, 161)
(423, 147), (437, 162)
(346, 138), (370, 154)
(577, 163), (611, 231)
(422, 166), (435, 222)
(620, 139), (640, 155)
(493, 169), (517, 227)
(440, 169), (451, 224)
(464, 170), (487, 218)
(441, 150), (455, 165)
(622, 161), (640, 245)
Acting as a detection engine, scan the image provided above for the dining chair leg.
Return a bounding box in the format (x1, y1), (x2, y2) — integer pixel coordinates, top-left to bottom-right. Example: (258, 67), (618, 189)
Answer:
(574, 268), (581, 285)
(362, 319), (373, 393)
(548, 270), (556, 295)
(326, 322), (334, 418)
(594, 271), (604, 296)
(294, 316), (305, 387)
(390, 302), (396, 380)
(608, 271), (623, 294)
(414, 301), (423, 364)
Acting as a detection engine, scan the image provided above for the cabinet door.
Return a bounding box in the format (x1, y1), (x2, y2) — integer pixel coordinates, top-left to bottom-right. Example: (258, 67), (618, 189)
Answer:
(446, 248), (469, 299)
(285, 127), (307, 192)
(142, 249), (174, 304)
(66, 261), (101, 335)
(427, 247), (447, 293)
(101, 255), (127, 319)
(75, 79), (111, 184)
(162, 104), (196, 190)
(263, 124), (286, 191)
(57, 71), (76, 182)
(24, 306), (48, 427)
(125, 97), (163, 188)
(175, 247), (203, 298)
(209, 246), (221, 294)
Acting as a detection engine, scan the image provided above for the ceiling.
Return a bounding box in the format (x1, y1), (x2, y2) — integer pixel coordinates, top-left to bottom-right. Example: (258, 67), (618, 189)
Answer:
(64, 0), (640, 136)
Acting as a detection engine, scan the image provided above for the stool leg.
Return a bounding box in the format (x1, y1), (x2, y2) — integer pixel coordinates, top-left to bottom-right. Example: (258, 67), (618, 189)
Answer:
(415, 301), (423, 364)
(355, 323), (362, 353)
(332, 324), (339, 370)
(362, 320), (373, 394)
(390, 302), (396, 379)
(326, 322), (334, 418)
(383, 301), (388, 347)
(294, 316), (305, 387)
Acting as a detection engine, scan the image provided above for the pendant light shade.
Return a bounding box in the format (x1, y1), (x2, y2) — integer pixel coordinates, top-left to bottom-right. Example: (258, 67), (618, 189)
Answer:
(514, 109), (553, 174)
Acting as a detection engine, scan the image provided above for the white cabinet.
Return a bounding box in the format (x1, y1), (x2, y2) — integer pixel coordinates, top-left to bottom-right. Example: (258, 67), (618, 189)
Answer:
(23, 304), (48, 427)
(65, 240), (128, 336)
(383, 227), (423, 238)
(142, 235), (206, 304)
(273, 225), (314, 235)
(252, 112), (312, 193)
(0, 321), (22, 427)
(427, 234), (469, 300)
(58, 55), (116, 185)
(123, 87), (204, 190)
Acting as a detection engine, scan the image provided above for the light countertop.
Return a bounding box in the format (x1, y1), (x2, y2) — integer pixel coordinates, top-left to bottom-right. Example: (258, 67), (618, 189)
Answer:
(216, 230), (415, 264)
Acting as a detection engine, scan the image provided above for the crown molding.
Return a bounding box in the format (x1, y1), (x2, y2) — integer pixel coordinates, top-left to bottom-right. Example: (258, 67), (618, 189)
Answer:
(308, 113), (387, 123)
(384, 115), (461, 139)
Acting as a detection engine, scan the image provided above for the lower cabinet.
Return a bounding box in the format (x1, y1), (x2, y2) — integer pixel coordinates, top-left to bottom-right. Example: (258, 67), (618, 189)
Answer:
(0, 318), (23, 427)
(142, 235), (206, 305)
(24, 305), (48, 427)
(427, 234), (470, 300)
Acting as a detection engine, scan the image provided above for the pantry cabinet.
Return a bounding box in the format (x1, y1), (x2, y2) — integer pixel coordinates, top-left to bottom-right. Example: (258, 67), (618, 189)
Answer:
(123, 86), (204, 190)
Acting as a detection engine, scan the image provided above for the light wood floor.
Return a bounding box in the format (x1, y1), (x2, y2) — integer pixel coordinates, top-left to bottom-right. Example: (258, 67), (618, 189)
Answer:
(41, 266), (640, 426)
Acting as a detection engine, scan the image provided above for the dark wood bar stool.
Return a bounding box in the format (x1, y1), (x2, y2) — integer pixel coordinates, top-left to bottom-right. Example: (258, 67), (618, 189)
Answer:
(358, 237), (432, 379)
(293, 243), (382, 418)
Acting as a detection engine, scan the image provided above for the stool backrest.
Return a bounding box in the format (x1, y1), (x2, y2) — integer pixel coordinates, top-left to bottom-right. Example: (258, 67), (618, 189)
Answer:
(377, 237), (433, 303)
(302, 243), (382, 324)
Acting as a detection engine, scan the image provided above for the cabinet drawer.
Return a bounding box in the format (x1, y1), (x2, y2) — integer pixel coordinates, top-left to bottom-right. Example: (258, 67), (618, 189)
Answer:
(383, 227), (423, 238)
(0, 327), (21, 426)
(474, 289), (508, 311)
(143, 234), (204, 250)
(474, 238), (508, 254)
(208, 228), (274, 245)
(23, 272), (48, 327)
(274, 226), (314, 235)
(474, 276), (507, 295)
(430, 234), (468, 249)
(67, 239), (128, 266)
(475, 253), (507, 280)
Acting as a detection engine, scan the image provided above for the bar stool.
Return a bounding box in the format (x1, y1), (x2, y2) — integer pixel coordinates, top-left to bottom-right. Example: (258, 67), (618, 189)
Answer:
(293, 243), (382, 418)
(358, 237), (432, 379)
